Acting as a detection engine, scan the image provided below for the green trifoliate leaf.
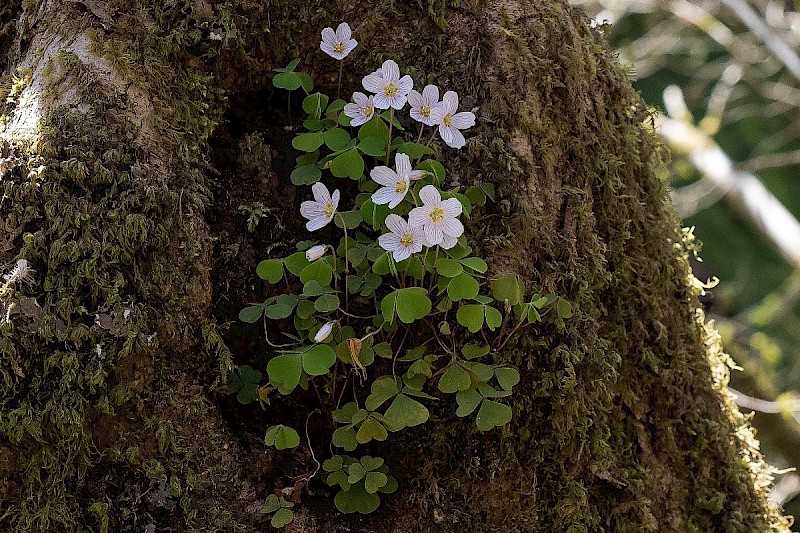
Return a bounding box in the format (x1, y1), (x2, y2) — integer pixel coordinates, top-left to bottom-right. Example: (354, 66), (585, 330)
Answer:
(490, 274), (525, 305)
(264, 294), (298, 320)
(323, 127), (351, 151)
(557, 298), (573, 318)
(365, 376), (399, 411)
(436, 257), (463, 278)
(358, 116), (389, 141)
(417, 159), (445, 185)
(300, 260), (332, 287)
(267, 354), (302, 394)
(264, 424), (300, 450)
(302, 93), (329, 118)
(323, 456), (344, 472)
(314, 293), (340, 313)
(334, 483), (380, 514)
(456, 304), (485, 333)
(357, 137), (386, 157)
(257, 259), (284, 284)
(460, 257), (488, 273)
(332, 426), (358, 451)
(364, 471), (388, 494)
(284, 252), (311, 276)
(383, 393), (429, 431)
(475, 400), (513, 431)
(302, 344), (336, 376)
(334, 210), (363, 229)
(455, 389), (482, 417)
(461, 344), (490, 359)
(290, 164), (321, 186)
(484, 306), (503, 330)
(292, 132), (325, 152)
(360, 455), (384, 471)
(262, 494), (281, 513)
(356, 417), (388, 444)
(239, 304), (264, 323)
(271, 508), (294, 528)
(330, 148), (364, 180)
(347, 463), (366, 484)
(438, 363), (472, 393)
(447, 273), (480, 301)
(495, 367), (521, 391)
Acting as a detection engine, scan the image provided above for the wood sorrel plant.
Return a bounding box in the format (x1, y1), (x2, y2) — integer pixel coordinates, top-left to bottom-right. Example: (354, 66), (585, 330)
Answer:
(233, 22), (573, 526)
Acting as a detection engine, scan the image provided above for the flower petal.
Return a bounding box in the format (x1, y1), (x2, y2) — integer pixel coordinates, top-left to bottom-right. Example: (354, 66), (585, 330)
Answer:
(371, 166), (397, 186)
(344, 103), (361, 120)
(331, 189), (340, 210)
(408, 90), (423, 108)
(424, 224), (443, 246)
(395, 153), (411, 178)
(439, 216), (464, 238)
(344, 40), (357, 56)
(311, 182), (331, 204)
(384, 214), (407, 235)
(336, 22), (351, 41)
(352, 92), (369, 107)
(439, 232), (458, 249)
(321, 27), (336, 46)
(362, 74), (384, 94)
(451, 111), (475, 130)
(438, 124), (454, 145)
(372, 187), (398, 206)
(320, 42), (336, 58)
(397, 75), (413, 95)
(408, 207), (429, 228)
(388, 96), (407, 110)
(408, 170), (424, 181)
(422, 84), (439, 104)
(307, 215), (331, 232)
(381, 59), (400, 83)
(447, 128), (465, 149)
(441, 198), (463, 218)
(442, 91), (459, 114)
(429, 103), (447, 125)
(300, 200), (323, 219)
(419, 185), (441, 206)
(379, 232), (402, 252)
(393, 246), (413, 262)
(372, 94), (391, 110)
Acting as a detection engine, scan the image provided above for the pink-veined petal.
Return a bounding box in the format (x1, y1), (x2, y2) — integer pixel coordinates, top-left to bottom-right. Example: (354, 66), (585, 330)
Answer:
(393, 246), (413, 262)
(441, 198), (463, 218)
(387, 188), (406, 209)
(408, 207), (429, 228)
(439, 217), (464, 238)
(410, 108), (425, 124)
(419, 185), (441, 206)
(381, 59), (400, 83)
(408, 170), (424, 181)
(311, 182), (331, 204)
(442, 91), (459, 114)
(362, 74), (384, 94)
(379, 232), (402, 252)
(451, 111), (475, 130)
(350, 114), (369, 127)
(344, 103), (361, 120)
(335, 22), (352, 41)
(307, 215), (330, 232)
(397, 75), (413, 94)
(372, 94), (391, 110)
(320, 42), (337, 58)
(384, 214), (407, 235)
(446, 128), (465, 149)
(341, 40), (357, 57)
(352, 92), (369, 107)
(408, 90), (423, 108)
(371, 166), (398, 186)
(321, 27), (336, 46)
(438, 124), (455, 145)
(395, 153), (411, 177)
(429, 103), (447, 125)
(439, 232), (458, 249)
(300, 200), (323, 219)
(389, 96), (407, 110)
(424, 224), (443, 246)
(331, 189), (340, 210)
(371, 187), (398, 206)
(422, 85), (439, 104)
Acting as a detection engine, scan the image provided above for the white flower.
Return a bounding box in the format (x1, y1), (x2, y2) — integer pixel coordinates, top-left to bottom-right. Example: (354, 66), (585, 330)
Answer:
(378, 214), (427, 261)
(430, 91), (475, 149)
(343, 92), (375, 127)
(370, 153), (421, 208)
(408, 85), (440, 126)
(362, 59), (413, 110)
(408, 185), (463, 248)
(305, 244), (327, 261)
(300, 182), (340, 231)
(320, 23), (358, 60)
(314, 322), (335, 342)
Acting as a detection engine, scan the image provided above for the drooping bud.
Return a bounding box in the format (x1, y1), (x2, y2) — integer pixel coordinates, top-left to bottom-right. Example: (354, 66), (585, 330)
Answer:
(305, 244), (326, 261)
(313, 322), (335, 343)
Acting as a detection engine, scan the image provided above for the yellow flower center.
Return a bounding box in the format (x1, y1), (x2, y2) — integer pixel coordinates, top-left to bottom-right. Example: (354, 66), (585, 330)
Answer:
(323, 202), (335, 219)
(429, 207), (445, 223)
(394, 180), (407, 194)
(333, 42), (346, 55)
(420, 104), (431, 118)
(442, 113), (453, 128)
(399, 233), (415, 248)
(384, 83), (399, 98)
(363, 105), (373, 118)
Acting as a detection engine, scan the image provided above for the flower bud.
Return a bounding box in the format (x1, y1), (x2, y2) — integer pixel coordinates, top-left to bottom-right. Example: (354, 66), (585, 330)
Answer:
(305, 244), (326, 261)
(313, 322), (335, 343)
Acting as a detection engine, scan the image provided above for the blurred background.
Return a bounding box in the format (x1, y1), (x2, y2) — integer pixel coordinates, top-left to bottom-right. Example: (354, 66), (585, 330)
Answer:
(570, 0), (800, 520)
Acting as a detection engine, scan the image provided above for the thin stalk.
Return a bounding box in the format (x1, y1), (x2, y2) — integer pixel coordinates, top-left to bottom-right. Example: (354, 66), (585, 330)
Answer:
(337, 62), (344, 100)
(385, 108), (394, 165)
(337, 213), (350, 314)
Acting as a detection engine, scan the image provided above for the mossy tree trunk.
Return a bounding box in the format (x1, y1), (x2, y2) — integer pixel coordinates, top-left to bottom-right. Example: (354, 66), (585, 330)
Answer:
(0, 0), (789, 531)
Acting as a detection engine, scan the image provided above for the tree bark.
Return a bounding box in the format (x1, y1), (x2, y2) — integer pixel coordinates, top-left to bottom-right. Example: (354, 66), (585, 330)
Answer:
(0, 0), (789, 531)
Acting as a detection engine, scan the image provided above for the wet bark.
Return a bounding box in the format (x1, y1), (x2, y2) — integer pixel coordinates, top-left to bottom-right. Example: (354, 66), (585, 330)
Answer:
(0, 0), (789, 531)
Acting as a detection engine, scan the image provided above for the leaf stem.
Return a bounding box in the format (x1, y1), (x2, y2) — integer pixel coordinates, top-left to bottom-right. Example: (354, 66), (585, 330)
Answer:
(385, 108), (394, 165)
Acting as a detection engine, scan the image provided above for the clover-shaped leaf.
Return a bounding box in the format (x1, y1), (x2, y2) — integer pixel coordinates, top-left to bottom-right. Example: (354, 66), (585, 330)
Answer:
(227, 365), (262, 404)
(381, 287), (432, 325)
(475, 400), (513, 431)
(438, 363), (471, 394)
(264, 425), (301, 450)
(334, 483), (381, 514)
(383, 393), (429, 431)
(256, 259), (284, 284)
(490, 273), (525, 305)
